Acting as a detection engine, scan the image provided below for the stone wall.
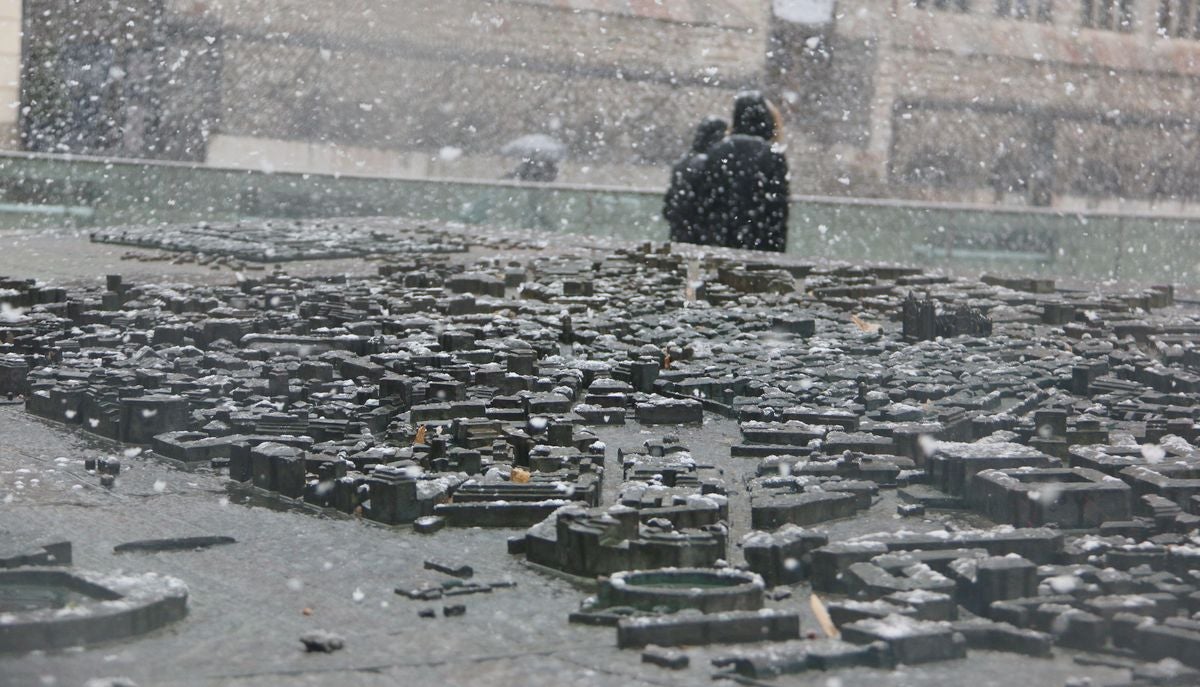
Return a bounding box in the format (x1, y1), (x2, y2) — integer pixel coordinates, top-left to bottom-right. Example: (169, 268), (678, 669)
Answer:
(203, 0), (767, 184)
(20, 0), (768, 186)
(20, 0), (220, 161)
(769, 0), (1200, 208)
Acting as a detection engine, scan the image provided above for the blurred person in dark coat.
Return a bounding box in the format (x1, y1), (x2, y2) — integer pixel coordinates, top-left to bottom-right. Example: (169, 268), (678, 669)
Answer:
(702, 92), (789, 252)
(663, 116), (727, 245)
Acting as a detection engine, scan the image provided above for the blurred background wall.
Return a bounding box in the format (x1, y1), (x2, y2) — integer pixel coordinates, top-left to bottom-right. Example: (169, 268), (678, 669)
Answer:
(11, 0), (1200, 214)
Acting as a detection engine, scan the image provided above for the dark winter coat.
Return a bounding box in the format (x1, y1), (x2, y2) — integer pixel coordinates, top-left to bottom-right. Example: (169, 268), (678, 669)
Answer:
(702, 92), (789, 252)
(663, 117), (727, 245)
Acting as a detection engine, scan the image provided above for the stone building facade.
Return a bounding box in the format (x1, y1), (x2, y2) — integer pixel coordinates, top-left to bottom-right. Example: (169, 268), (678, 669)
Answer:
(14, 0), (1200, 210)
(19, 0), (767, 186)
(770, 0), (1200, 210)
(20, 0), (220, 161)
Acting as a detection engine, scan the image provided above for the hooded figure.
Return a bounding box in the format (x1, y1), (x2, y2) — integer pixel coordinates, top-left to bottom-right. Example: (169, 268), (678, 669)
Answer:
(663, 116), (728, 245)
(702, 92), (789, 252)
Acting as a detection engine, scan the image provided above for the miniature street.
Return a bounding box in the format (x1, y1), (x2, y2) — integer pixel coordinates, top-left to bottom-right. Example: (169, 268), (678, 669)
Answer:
(2, 219), (1199, 686)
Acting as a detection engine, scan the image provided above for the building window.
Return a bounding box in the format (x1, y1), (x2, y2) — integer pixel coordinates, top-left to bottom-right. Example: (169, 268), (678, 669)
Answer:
(996, 0), (1054, 21)
(913, 0), (1054, 20)
(1158, 0), (1200, 37)
(912, 0), (971, 12)
(1082, 0), (1135, 31)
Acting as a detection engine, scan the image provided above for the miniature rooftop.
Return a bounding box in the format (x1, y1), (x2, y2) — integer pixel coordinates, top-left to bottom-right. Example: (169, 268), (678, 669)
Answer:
(2, 217), (1200, 686)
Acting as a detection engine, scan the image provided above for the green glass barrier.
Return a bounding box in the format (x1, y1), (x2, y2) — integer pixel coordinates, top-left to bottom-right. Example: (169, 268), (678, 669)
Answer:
(0, 151), (1195, 285)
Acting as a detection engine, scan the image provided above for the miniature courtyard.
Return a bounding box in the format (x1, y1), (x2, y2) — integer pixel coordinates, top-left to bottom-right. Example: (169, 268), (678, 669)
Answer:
(2, 218), (1199, 686)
